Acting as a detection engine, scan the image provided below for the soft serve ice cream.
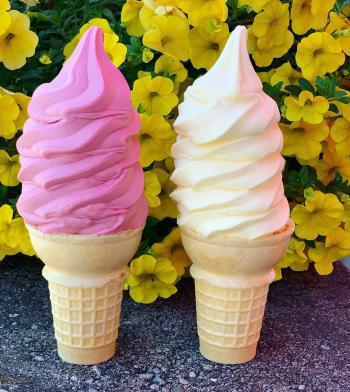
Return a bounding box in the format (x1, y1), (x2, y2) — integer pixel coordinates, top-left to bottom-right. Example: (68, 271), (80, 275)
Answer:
(171, 26), (290, 239)
(17, 27), (147, 234)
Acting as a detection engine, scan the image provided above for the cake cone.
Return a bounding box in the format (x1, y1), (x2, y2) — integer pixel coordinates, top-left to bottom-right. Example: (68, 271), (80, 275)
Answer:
(180, 220), (294, 364)
(27, 224), (143, 365)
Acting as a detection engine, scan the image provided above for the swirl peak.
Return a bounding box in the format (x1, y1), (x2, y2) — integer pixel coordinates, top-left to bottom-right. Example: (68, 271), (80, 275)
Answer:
(28, 26), (131, 123)
(190, 26), (262, 98)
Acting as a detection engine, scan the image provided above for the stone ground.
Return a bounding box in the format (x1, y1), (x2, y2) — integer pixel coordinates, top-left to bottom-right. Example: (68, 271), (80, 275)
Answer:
(0, 256), (349, 392)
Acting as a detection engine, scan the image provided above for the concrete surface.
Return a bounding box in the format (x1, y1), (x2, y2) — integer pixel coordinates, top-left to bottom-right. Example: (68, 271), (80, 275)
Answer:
(0, 256), (349, 392)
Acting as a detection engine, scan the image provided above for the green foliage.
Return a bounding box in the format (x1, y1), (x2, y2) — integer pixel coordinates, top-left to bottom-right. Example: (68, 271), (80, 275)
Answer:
(284, 165), (324, 200)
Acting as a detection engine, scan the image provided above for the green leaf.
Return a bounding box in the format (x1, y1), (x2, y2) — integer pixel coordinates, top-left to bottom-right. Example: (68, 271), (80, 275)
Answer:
(262, 81), (283, 102)
(102, 8), (116, 23)
(298, 78), (315, 94)
(329, 103), (339, 113)
(335, 0), (350, 12)
(326, 171), (350, 194)
(285, 85), (302, 96)
(284, 166), (325, 200)
(316, 75), (337, 98)
(333, 90), (347, 99)
(299, 166), (309, 183)
(338, 96), (350, 104)
(0, 185), (7, 203)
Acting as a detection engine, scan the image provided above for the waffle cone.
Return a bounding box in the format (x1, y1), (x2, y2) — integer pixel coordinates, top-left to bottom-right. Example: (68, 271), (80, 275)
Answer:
(27, 224), (143, 365)
(180, 220), (294, 364)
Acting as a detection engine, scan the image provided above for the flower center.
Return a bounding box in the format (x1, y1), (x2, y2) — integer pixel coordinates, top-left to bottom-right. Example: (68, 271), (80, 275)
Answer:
(301, 0), (311, 10)
(140, 133), (151, 141)
(209, 42), (219, 51)
(161, 37), (170, 46)
(171, 243), (182, 252)
(149, 92), (159, 99)
(270, 18), (278, 27)
(6, 33), (15, 41)
(314, 49), (324, 57)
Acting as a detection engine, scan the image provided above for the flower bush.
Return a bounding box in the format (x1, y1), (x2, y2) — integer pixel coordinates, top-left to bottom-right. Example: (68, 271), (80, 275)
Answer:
(1, 0), (350, 303)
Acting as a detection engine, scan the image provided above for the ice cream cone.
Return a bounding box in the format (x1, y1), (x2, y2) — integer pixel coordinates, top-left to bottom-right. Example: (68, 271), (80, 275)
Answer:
(180, 219), (294, 364)
(27, 224), (143, 365)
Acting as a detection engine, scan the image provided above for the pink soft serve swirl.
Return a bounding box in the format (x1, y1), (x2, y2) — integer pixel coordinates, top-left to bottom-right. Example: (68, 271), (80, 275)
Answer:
(17, 27), (148, 235)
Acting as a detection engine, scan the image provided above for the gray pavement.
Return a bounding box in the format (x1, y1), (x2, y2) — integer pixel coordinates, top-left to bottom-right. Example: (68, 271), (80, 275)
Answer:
(0, 256), (349, 392)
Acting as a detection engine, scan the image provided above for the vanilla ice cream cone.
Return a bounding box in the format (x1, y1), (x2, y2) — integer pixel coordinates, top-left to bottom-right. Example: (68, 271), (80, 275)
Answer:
(180, 220), (294, 364)
(27, 224), (143, 365)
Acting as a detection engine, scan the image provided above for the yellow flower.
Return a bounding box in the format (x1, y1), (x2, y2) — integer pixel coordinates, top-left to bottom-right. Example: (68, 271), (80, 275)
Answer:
(11, 92), (30, 131)
(315, 150), (350, 185)
(189, 23), (229, 70)
(149, 168), (178, 219)
(287, 238), (309, 272)
(39, 54), (52, 65)
(204, 18), (224, 33)
(296, 32), (345, 81)
(252, 1), (290, 50)
(127, 254), (177, 304)
(139, 5), (157, 31)
(237, 0), (272, 12)
(309, 228), (350, 275)
(309, 243), (334, 274)
(0, 0), (10, 36)
(291, 0), (336, 36)
(0, 87), (31, 131)
(0, 10), (39, 70)
(121, 0), (145, 37)
(248, 26), (293, 67)
(0, 245), (6, 262)
(275, 237), (309, 280)
(144, 171), (162, 207)
(330, 105), (350, 156)
(281, 121), (329, 160)
(0, 1), (10, 11)
(291, 191), (343, 240)
(271, 62), (302, 90)
(154, 157), (175, 172)
(131, 75), (178, 115)
(324, 227), (350, 258)
(152, 227), (191, 277)
(0, 93), (20, 139)
(258, 70), (275, 84)
(20, 0), (39, 5)
(143, 0), (183, 16)
(155, 55), (187, 82)
(0, 204), (17, 248)
(9, 217), (35, 256)
(157, 0), (183, 5)
(142, 48), (154, 63)
(139, 114), (175, 167)
(154, 54), (187, 93)
(186, 0), (228, 27)
(285, 91), (329, 124)
(342, 200), (350, 232)
(0, 215), (35, 257)
(326, 12), (350, 56)
(0, 151), (20, 186)
(143, 15), (190, 61)
(64, 18), (127, 67)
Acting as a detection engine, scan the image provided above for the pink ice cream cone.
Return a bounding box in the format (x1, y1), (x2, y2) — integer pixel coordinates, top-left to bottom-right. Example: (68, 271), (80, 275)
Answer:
(17, 27), (147, 364)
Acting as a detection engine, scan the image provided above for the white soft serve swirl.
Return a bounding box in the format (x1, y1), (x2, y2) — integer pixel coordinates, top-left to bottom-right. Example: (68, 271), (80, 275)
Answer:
(170, 26), (290, 239)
